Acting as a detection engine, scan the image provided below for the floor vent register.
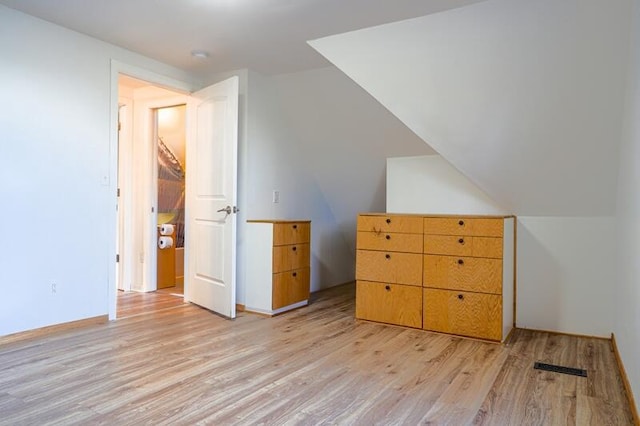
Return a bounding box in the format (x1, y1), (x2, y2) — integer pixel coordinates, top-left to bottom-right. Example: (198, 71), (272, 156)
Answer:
(534, 362), (587, 377)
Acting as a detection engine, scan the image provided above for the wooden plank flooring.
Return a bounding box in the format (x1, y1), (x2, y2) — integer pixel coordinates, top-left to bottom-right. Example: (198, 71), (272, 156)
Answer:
(116, 289), (186, 318)
(0, 284), (634, 425)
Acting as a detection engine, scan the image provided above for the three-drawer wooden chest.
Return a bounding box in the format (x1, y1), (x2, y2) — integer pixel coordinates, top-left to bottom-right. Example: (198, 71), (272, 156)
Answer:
(245, 220), (311, 315)
(356, 213), (514, 342)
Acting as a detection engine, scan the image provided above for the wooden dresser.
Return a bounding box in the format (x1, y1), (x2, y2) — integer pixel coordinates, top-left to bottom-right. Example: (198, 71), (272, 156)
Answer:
(245, 220), (311, 315)
(356, 213), (514, 342)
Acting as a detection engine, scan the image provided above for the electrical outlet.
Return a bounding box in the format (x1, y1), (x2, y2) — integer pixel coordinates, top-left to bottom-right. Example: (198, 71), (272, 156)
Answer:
(51, 282), (57, 294)
(273, 190), (280, 204)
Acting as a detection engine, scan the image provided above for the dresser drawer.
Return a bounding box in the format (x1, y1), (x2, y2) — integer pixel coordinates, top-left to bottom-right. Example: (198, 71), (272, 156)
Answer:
(423, 255), (502, 294)
(356, 231), (423, 254)
(424, 235), (502, 259)
(356, 281), (422, 328)
(423, 288), (502, 341)
(272, 243), (310, 273)
(272, 268), (310, 309)
(356, 250), (422, 286)
(357, 215), (423, 234)
(424, 217), (503, 237)
(273, 222), (310, 246)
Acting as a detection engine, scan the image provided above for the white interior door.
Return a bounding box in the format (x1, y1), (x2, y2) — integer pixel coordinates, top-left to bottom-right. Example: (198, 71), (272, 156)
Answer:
(185, 76), (239, 318)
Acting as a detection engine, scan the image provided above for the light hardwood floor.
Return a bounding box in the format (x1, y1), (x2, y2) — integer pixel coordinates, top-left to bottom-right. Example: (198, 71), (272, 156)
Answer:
(116, 288), (186, 318)
(0, 284), (634, 425)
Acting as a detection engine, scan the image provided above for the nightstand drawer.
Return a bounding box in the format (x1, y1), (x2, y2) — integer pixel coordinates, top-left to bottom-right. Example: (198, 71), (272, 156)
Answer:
(357, 215), (423, 234)
(273, 243), (310, 273)
(356, 281), (422, 328)
(424, 235), (503, 259)
(424, 217), (503, 237)
(272, 268), (310, 310)
(423, 255), (502, 294)
(356, 250), (422, 286)
(356, 231), (423, 253)
(273, 222), (310, 246)
(423, 288), (502, 341)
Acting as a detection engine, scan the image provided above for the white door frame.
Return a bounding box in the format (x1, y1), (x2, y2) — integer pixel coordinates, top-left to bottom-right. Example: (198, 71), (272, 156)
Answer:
(108, 60), (196, 320)
(116, 100), (132, 292)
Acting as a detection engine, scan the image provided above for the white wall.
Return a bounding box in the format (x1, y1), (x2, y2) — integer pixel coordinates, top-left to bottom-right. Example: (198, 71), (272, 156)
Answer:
(615, 0), (640, 408)
(517, 217), (615, 337)
(271, 67), (433, 254)
(387, 155), (506, 215)
(0, 5), (199, 336)
(246, 70), (353, 296)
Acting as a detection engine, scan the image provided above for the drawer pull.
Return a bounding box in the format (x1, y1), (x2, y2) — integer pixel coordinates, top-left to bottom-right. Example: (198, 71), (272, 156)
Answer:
(385, 235), (391, 240)
(458, 238), (465, 245)
(458, 220), (465, 226)
(293, 224), (297, 229)
(386, 218), (391, 224)
(292, 246), (297, 251)
(385, 254), (391, 260)
(292, 272), (297, 277)
(458, 294), (464, 300)
(385, 285), (391, 291)
(457, 259), (464, 265)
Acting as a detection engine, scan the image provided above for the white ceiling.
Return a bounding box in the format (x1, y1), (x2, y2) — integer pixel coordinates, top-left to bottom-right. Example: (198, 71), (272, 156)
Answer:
(0, 0), (485, 77)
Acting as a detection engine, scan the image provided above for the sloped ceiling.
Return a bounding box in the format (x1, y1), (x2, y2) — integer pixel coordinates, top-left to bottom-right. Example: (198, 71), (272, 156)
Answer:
(309, 0), (633, 216)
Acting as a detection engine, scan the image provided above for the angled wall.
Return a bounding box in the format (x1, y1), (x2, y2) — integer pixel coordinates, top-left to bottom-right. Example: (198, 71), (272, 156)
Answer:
(310, 0), (631, 216)
(309, 0), (632, 338)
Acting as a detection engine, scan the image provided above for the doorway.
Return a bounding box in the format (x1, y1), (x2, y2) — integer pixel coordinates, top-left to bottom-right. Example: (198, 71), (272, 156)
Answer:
(116, 74), (187, 318)
(156, 104), (186, 297)
(109, 64), (239, 321)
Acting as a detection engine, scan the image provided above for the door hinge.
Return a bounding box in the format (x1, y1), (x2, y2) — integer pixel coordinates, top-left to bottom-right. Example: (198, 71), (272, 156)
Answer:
(118, 121), (121, 131)
(116, 254), (120, 263)
(117, 188), (121, 197)
(151, 207), (155, 213)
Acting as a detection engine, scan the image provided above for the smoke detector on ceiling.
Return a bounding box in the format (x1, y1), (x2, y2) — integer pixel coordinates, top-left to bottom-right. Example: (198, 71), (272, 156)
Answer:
(191, 50), (210, 59)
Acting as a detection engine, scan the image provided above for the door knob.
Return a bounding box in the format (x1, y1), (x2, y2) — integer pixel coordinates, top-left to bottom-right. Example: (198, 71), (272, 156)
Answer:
(217, 206), (232, 214)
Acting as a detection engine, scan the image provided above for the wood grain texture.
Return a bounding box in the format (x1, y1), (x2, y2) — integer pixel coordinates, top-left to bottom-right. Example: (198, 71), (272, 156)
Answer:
(272, 268), (310, 309)
(424, 255), (503, 294)
(357, 214), (423, 234)
(424, 288), (502, 341)
(424, 217), (504, 237)
(611, 333), (640, 425)
(272, 222), (310, 246)
(0, 316), (108, 346)
(116, 290), (186, 318)
(356, 249), (423, 286)
(356, 231), (423, 253)
(0, 285), (633, 425)
(355, 280), (422, 328)
(424, 234), (503, 259)
(272, 243), (310, 273)
(475, 329), (634, 425)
